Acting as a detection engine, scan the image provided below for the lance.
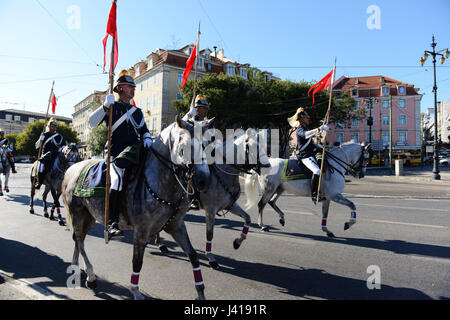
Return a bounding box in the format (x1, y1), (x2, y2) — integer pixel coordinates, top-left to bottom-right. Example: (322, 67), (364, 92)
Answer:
(34, 80), (55, 188)
(190, 22), (201, 109)
(104, 0), (117, 244)
(316, 59), (336, 203)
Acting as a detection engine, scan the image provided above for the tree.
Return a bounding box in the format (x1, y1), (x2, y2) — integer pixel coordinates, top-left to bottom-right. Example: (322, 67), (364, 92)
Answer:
(87, 122), (107, 156)
(15, 120), (79, 156)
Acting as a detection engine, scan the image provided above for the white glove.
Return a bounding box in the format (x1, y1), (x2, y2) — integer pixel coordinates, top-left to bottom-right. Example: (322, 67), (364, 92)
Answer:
(103, 94), (115, 109)
(320, 125), (330, 132)
(143, 138), (153, 149)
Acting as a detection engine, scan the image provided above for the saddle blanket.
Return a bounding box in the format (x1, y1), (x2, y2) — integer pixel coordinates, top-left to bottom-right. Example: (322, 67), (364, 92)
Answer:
(74, 159), (107, 197)
(281, 153), (323, 182)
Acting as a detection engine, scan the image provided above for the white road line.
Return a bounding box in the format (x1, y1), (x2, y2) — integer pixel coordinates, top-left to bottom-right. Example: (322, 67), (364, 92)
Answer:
(364, 219), (448, 229)
(356, 203), (449, 212)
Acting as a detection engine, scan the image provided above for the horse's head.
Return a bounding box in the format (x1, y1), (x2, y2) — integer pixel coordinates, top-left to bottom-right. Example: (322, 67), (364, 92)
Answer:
(341, 142), (370, 178)
(159, 116), (210, 192)
(61, 143), (81, 168)
(231, 128), (271, 175)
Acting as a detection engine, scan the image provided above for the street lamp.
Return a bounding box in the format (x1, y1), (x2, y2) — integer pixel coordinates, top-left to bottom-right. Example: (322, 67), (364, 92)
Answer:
(362, 96), (378, 165)
(420, 35), (448, 180)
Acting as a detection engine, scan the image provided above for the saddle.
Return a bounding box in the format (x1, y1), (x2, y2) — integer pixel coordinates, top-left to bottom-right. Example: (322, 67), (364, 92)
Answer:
(281, 153), (324, 182)
(74, 159), (107, 197)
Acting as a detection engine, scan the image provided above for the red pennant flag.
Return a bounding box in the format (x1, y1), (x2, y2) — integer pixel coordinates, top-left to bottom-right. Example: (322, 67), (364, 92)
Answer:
(102, 1), (118, 75)
(51, 92), (57, 114)
(181, 36), (199, 92)
(308, 68), (334, 105)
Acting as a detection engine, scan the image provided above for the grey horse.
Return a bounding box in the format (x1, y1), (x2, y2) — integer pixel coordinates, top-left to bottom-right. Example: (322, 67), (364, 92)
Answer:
(0, 145), (11, 196)
(29, 143), (80, 225)
(155, 128), (271, 270)
(62, 117), (211, 300)
(245, 142), (370, 238)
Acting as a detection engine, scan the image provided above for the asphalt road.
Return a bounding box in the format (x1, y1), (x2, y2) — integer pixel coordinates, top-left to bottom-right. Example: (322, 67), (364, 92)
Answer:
(0, 163), (449, 301)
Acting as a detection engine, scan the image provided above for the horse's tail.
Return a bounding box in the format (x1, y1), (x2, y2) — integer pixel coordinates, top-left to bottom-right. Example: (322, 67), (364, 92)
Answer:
(244, 171), (260, 211)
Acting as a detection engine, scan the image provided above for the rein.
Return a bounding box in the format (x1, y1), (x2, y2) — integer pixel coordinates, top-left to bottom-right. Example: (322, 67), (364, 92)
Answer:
(325, 146), (365, 178)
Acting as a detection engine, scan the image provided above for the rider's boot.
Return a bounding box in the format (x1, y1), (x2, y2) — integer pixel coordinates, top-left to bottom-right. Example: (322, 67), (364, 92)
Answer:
(107, 189), (124, 240)
(311, 174), (326, 205)
(8, 156), (17, 173)
(35, 172), (45, 189)
(189, 198), (200, 211)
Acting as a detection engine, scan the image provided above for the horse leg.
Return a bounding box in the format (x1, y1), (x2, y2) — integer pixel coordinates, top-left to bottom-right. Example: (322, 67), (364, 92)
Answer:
(43, 187), (49, 218)
(130, 228), (152, 300)
(320, 199), (335, 238)
(4, 171), (9, 192)
(330, 193), (357, 231)
(228, 203), (251, 250)
(204, 208), (219, 269)
(268, 189), (286, 226)
(257, 189), (277, 232)
(168, 222), (206, 300)
(55, 192), (65, 226)
(0, 175), (3, 196)
(70, 207), (97, 289)
(29, 180), (35, 214)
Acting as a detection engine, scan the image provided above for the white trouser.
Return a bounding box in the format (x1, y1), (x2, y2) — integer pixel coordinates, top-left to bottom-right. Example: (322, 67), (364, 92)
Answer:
(38, 162), (45, 173)
(301, 157), (320, 175)
(110, 164), (124, 191)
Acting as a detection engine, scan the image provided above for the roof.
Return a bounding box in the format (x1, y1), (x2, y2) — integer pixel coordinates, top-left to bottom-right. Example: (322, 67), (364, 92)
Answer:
(0, 108), (72, 121)
(333, 75), (420, 96)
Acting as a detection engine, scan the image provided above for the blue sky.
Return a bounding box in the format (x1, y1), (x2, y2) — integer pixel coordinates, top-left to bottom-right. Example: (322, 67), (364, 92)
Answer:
(0, 0), (449, 118)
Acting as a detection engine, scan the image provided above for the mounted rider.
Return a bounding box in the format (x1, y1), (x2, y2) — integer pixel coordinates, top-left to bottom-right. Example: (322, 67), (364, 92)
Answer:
(89, 69), (153, 239)
(35, 118), (66, 189)
(288, 107), (329, 204)
(0, 128), (17, 174)
(183, 94), (210, 210)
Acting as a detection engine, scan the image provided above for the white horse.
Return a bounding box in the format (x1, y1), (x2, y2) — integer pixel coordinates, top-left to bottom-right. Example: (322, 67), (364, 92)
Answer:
(0, 146), (11, 196)
(245, 142), (370, 237)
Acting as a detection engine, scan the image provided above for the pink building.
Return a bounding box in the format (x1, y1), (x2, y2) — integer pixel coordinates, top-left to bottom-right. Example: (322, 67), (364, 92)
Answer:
(328, 75), (423, 151)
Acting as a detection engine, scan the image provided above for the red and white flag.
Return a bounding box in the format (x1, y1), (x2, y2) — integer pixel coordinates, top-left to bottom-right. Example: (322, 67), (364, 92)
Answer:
(308, 68), (335, 105)
(102, 0), (118, 76)
(181, 31), (200, 92)
(51, 91), (57, 114)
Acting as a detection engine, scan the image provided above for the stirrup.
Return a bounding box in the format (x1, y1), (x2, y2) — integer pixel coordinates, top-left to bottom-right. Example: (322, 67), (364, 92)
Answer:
(108, 223), (124, 240)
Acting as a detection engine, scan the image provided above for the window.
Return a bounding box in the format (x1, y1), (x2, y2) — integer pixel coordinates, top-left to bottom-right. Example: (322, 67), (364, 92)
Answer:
(5, 114), (12, 121)
(147, 76), (151, 88)
(398, 99), (406, 109)
(29, 117), (35, 123)
(253, 70), (258, 78)
(188, 47), (193, 55)
(351, 118), (359, 127)
(14, 115), (20, 122)
(240, 68), (247, 79)
(177, 72), (183, 85)
(140, 82), (144, 91)
(351, 132), (359, 143)
(153, 94), (158, 107)
(382, 87), (389, 96)
(207, 63), (212, 71)
(135, 65), (140, 77)
(176, 93), (182, 100)
(351, 88), (358, 97)
(227, 64), (235, 75)
(398, 131), (407, 143)
(198, 57), (204, 69)
(148, 58), (152, 68)
(154, 72), (158, 84)
(382, 100), (389, 109)
(366, 132), (373, 143)
(205, 52), (210, 60)
(382, 115), (389, 126)
(336, 132), (344, 143)
(146, 97), (151, 111)
(382, 132), (389, 145)
(152, 117), (157, 133)
(398, 86), (405, 95)
(398, 114), (407, 126)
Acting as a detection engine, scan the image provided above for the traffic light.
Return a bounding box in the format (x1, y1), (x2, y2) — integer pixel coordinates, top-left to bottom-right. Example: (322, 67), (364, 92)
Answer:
(367, 116), (373, 126)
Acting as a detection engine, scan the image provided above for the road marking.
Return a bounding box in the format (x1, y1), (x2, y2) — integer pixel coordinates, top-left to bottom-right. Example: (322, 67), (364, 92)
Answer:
(364, 219), (448, 229)
(356, 202), (449, 212)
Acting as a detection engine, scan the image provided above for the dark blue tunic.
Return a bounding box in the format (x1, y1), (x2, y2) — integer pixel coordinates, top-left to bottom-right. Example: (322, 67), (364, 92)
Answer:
(296, 126), (315, 159)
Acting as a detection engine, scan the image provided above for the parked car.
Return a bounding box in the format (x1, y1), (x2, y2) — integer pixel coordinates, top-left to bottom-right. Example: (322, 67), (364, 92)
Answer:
(20, 158), (31, 163)
(439, 157), (449, 166)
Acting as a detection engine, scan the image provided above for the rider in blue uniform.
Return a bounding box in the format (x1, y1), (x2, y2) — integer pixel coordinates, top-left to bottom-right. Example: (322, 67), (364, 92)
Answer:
(89, 70), (153, 239)
(288, 107), (329, 204)
(0, 128), (17, 174)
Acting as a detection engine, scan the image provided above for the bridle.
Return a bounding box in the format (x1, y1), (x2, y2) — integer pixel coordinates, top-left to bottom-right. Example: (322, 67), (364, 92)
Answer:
(325, 145), (367, 178)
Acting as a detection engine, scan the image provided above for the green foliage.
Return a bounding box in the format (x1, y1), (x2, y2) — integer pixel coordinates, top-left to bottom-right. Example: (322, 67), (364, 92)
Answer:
(87, 122), (107, 156)
(12, 120), (79, 156)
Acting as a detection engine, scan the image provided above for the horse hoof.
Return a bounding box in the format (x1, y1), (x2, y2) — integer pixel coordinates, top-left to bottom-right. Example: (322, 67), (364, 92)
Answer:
(86, 280), (97, 289)
(44, 213), (49, 218)
(261, 226), (269, 232)
(279, 219), (285, 226)
(58, 220), (65, 226)
(29, 209), (34, 214)
(233, 239), (241, 250)
(134, 292), (145, 300)
(344, 222), (350, 230)
(159, 245), (169, 254)
(209, 261), (220, 270)
(326, 232), (335, 238)
(49, 216), (56, 221)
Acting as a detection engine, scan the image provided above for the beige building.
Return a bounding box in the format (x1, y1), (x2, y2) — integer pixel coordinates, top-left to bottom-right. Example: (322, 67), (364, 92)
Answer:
(72, 90), (107, 158)
(0, 109), (71, 135)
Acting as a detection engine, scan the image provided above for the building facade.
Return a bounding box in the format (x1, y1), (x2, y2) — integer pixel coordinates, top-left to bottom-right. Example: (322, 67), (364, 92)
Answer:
(72, 90), (107, 158)
(329, 75), (423, 151)
(0, 109), (71, 135)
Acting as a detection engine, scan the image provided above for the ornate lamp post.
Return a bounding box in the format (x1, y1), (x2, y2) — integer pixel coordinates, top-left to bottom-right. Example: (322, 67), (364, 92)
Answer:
(420, 35), (449, 180)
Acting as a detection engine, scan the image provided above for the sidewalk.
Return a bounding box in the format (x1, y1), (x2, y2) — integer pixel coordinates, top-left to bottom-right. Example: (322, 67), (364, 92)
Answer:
(365, 164), (450, 182)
